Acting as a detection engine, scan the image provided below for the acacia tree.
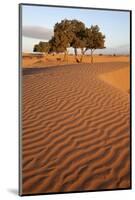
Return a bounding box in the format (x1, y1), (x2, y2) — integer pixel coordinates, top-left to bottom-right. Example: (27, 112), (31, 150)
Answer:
(33, 20), (105, 64)
(69, 20), (86, 62)
(49, 35), (68, 62)
(51, 20), (105, 63)
(49, 19), (73, 61)
(33, 44), (42, 52)
(85, 25), (105, 63)
(33, 41), (50, 53)
(50, 19), (87, 63)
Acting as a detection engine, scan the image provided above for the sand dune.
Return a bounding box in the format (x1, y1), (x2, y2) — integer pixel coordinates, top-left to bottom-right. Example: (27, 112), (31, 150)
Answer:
(99, 66), (130, 92)
(22, 62), (130, 195)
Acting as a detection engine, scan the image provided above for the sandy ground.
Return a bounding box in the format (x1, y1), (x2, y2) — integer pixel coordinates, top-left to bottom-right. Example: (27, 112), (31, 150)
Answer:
(99, 66), (130, 92)
(22, 61), (130, 195)
(22, 53), (129, 68)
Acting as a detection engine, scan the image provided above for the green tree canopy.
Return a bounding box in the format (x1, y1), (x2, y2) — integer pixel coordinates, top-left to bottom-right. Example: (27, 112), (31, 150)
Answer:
(33, 41), (50, 53)
(69, 20), (87, 62)
(33, 19), (106, 63)
(33, 44), (42, 52)
(49, 19), (72, 54)
(85, 25), (105, 63)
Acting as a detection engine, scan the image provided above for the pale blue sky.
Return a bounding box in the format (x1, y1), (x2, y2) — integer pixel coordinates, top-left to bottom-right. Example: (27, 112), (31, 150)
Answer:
(22, 5), (130, 54)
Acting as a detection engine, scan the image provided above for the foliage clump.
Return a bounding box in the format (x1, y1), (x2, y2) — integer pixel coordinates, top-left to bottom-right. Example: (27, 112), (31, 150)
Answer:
(33, 19), (105, 63)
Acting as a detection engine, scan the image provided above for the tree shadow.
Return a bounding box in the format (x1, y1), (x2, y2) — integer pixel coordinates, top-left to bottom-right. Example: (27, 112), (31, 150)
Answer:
(22, 67), (48, 75)
(22, 64), (79, 76)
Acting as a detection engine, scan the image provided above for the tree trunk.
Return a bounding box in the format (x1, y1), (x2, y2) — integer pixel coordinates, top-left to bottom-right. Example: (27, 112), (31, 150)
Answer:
(91, 49), (93, 64)
(74, 48), (80, 63)
(80, 49), (84, 63)
(63, 50), (67, 61)
(45, 52), (48, 61)
(63, 50), (68, 63)
(66, 51), (68, 63)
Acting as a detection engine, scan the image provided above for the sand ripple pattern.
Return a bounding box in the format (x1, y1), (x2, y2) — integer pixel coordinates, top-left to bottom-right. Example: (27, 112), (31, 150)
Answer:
(22, 62), (130, 194)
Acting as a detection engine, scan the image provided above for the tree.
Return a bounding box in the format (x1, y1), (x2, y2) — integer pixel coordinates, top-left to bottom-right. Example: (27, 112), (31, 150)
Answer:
(50, 19), (86, 62)
(33, 44), (42, 52)
(49, 35), (67, 53)
(49, 19), (73, 61)
(85, 25), (105, 63)
(69, 20), (86, 62)
(33, 41), (50, 53)
(33, 20), (106, 64)
(51, 20), (105, 63)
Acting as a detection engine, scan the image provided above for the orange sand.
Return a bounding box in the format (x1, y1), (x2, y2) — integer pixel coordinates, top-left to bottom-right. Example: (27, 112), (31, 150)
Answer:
(22, 53), (129, 68)
(22, 61), (130, 195)
(99, 66), (130, 93)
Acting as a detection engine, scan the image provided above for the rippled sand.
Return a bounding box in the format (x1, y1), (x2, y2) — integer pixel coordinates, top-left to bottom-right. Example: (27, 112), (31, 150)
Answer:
(22, 62), (130, 195)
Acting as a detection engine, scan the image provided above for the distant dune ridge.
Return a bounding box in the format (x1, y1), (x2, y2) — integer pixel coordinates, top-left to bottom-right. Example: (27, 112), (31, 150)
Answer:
(22, 61), (130, 194)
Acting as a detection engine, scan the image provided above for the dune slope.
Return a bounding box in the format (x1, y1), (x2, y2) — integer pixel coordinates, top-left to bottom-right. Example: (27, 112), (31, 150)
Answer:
(99, 67), (130, 92)
(22, 62), (130, 194)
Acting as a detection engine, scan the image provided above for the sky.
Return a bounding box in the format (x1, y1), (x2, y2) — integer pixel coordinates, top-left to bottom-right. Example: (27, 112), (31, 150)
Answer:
(22, 5), (130, 54)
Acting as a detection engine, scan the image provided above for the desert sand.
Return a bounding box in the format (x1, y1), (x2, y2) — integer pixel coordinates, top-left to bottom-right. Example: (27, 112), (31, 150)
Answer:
(22, 57), (130, 194)
(22, 53), (129, 68)
(99, 66), (130, 92)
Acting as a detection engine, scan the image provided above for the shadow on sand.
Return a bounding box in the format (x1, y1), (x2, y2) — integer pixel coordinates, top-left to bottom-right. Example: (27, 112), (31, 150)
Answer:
(22, 64), (80, 76)
(22, 67), (49, 75)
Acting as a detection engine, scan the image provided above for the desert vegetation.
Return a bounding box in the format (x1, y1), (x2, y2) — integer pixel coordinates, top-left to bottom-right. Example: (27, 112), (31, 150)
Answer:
(33, 19), (105, 63)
